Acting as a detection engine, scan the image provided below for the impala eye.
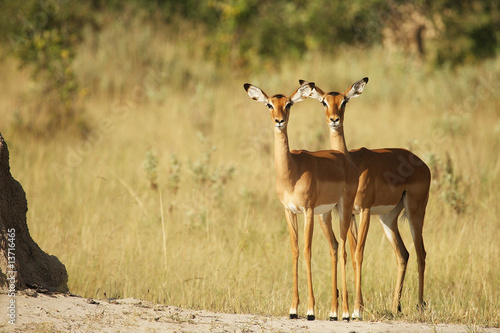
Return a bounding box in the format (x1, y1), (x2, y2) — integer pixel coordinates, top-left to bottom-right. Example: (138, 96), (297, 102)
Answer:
(285, 102), (293, 110)
(321, 100), (327, 107)
(266, 103), (273, 109)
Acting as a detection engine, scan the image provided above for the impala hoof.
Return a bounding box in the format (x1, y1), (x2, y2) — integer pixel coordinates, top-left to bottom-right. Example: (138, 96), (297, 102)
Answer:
(342, 317), (350, 322)
(417, 301), (427, 310)
(329, 316), (337, 321)
(289, 313), (298, 319)
(352, 309), (362, 321)
(307, 315), (315, 321)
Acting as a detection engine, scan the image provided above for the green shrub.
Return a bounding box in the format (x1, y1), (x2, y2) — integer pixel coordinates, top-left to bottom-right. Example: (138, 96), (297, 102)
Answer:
(428, 0), (499, 66)
(143, 150), (159, 190)
(5, 1), (94, 136)
(428, 152), (468, 215)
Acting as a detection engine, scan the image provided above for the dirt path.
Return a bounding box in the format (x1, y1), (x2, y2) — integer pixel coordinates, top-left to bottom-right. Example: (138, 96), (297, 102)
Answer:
(0, 292), (495, 332)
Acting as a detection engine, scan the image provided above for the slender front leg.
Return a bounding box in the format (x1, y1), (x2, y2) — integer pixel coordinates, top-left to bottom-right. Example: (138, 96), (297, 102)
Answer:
(303, 208), (315, 320)
(338, 200), (351, 321)
(318, 212), (339, 320)
(352, 207), (371, 320)
(347, 215), (358, 264)
(284, 209), (299, 319)
(347, 215), (360, 305)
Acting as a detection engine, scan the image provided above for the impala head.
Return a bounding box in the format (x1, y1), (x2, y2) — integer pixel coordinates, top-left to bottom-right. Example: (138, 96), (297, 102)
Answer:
(244, 82), (314, 132)
(300, 78), (368, 131)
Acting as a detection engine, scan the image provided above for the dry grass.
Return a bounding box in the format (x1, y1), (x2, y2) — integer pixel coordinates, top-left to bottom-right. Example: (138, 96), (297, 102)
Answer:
(1, 12), (499, 327)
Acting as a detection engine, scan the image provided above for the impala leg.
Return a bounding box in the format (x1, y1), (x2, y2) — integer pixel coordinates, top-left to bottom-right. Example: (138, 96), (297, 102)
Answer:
(379, 203), (407, 314)
(285, 209), (300, 319)
(338, 198), (352, 321)
(412, 220), (426, 309)
(303, 208), (316, 320)
(404, 194), (427, 309)
(352, 208), (371, 320)
(348, 215), (359, 262)
(347, 215), (360, 306)
(318, 212), (339, 321)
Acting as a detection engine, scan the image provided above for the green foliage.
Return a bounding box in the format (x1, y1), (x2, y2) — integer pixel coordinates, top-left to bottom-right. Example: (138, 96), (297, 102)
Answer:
(428, 153), (468, 215)
(163, 0), (389, 65)
(1, 0), (498, 100)
(142, 150), (159, 190)
(3, 0), (94, 135)
(427, 0), (499, 66)
(167, 155), (182, 195)
(139, 0), (498, 67)
(99, 0), (391, 66)
(188, 134), (235, 203)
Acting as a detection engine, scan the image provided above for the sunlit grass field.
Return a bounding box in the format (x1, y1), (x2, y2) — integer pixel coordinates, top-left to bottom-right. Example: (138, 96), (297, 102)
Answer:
(1, 12), (499, 327)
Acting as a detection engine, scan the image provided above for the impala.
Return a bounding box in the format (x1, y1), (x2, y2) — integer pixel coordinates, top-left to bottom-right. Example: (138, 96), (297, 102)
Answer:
(302, 78), (431, 319)
(244, 82), (359, 321)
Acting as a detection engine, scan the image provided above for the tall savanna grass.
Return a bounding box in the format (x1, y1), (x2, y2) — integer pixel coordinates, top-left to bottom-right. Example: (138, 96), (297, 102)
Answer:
(1, 9), (499, 328)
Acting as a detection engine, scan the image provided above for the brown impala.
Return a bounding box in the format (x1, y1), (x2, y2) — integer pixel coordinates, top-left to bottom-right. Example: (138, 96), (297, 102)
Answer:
(244, 82), (359, 321)
(301, 78), (431, 319)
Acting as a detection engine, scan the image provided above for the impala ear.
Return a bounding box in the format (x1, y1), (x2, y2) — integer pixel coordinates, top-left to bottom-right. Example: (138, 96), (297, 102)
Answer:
(311, 86), (326, 102)
(344, 77), (368, 101)
(299, 79), (325, 102)
(290, 81), (314, 103)
(244, 83), (269, 104)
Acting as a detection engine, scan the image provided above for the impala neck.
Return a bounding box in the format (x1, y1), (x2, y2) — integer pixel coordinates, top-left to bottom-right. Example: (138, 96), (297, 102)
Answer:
(329, 126), (350, 156)
(274, 129), (295, 183)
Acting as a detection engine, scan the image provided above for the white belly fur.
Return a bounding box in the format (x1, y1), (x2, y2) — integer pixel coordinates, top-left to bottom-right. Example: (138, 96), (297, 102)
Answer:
(360, 205), (397, 215)
(286, 202), (336, 215)
(314, 204), (336, 215)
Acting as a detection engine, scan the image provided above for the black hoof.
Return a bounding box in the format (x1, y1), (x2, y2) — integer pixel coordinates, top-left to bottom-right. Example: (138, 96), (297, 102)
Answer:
(289, 313), (298, 319)
(342, 317), (350, 322)
(329, 316), (338, 321)
(307, 315), (315, 321)
(417, 301), (427, 310)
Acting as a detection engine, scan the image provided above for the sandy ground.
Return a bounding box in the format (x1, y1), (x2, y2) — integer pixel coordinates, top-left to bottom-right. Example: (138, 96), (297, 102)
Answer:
(0, 291), (496, 332)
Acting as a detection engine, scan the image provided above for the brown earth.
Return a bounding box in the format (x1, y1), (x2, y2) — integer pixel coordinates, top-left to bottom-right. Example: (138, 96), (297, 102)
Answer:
(0, 291), (496, 332)
(0, 133), (68, 293)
